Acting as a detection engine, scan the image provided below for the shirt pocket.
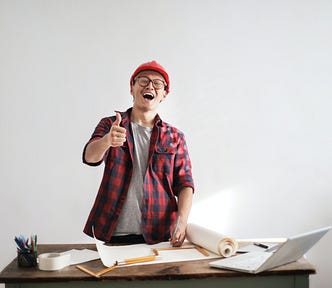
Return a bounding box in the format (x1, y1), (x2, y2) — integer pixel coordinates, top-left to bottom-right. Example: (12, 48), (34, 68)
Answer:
(153, 146), (176, 176)
(155, 146), (176, 154)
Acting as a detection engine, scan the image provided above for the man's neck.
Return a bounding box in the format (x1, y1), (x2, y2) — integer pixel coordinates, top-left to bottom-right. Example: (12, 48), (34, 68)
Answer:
(131, 108), (157, 128)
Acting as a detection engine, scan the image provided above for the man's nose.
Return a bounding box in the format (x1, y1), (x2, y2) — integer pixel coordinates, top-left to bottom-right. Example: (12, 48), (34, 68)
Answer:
(146, 80), (154, 89)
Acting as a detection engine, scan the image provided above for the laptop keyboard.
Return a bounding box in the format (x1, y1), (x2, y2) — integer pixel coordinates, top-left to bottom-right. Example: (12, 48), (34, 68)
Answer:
(213, 252), (272, 270)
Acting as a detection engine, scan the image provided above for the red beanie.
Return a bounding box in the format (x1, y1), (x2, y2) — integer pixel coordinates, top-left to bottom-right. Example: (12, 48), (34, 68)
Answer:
(130, 60), (170, 93)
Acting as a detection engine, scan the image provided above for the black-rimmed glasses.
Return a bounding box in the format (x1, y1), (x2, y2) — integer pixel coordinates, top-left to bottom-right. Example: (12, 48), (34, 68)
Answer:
(135, 76), (166, 90)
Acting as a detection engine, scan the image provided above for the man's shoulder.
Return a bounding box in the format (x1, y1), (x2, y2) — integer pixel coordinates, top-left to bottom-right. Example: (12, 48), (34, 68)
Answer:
(98, 116), (115, 126)
(159, 120), (184, 137)
(99, 109), (129, 124)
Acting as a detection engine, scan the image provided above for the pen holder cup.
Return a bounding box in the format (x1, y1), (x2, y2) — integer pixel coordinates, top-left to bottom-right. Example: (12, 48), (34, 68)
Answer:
(17, 250), (38, 267)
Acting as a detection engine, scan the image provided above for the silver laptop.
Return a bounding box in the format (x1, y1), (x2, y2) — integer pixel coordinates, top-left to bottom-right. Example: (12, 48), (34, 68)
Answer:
(209, 226), (331, 274)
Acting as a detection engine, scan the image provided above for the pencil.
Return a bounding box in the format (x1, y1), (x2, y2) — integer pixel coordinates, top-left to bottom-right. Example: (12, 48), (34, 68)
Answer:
(96, 252), (159, 277)
(76, 265), (100, 279)
(96, 264), (117, 276)
(116, 255), (157, 266)
(195, 245), (209, 256)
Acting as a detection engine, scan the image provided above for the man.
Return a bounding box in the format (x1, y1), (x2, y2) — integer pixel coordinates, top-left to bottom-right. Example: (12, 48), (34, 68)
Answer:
(83, 60), (194, 246)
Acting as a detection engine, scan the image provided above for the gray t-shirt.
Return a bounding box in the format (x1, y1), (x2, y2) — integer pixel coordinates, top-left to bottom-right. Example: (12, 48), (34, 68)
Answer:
(113, 122), (152, 235)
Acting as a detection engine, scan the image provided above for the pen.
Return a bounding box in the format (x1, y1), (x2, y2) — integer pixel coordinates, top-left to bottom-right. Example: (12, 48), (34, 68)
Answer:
(253, 242), (269, 249)
(172, 216), (180, 242)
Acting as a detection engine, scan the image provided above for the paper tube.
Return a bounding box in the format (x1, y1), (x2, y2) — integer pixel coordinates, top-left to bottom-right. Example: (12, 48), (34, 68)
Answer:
(186, 223), (238, 257)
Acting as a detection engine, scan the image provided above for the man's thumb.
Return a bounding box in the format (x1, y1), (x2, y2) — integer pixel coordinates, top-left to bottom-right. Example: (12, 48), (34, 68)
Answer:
(113, 112), (121, 126)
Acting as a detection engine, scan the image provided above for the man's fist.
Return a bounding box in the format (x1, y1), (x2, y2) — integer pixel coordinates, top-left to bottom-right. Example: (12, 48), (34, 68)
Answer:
(109, 112), (126, 147)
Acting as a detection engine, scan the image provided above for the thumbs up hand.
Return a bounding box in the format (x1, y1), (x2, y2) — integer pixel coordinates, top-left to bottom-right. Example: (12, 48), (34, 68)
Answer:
(109, 112), (126, 147)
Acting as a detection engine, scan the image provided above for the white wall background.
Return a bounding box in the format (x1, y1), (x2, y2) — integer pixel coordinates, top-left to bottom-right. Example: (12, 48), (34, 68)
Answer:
(1, 0), (331, 287)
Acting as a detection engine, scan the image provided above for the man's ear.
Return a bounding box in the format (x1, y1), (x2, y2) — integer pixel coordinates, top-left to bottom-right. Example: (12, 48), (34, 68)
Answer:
(130, 84), (134, 96)
(160, 91), (168, 102)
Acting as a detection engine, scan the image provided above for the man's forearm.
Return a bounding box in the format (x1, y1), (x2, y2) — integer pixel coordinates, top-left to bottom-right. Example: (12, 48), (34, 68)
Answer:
(84, 136), (111, 163)
(170, 186), (193, 246)
(177, 187), (193, 223)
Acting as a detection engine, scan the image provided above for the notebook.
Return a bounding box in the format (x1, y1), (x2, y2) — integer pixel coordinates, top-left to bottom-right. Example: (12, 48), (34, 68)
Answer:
(209, 226), (331, 274)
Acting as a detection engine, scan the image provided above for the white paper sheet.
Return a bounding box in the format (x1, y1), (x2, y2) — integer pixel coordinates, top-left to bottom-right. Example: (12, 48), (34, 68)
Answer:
(95, 239), (220, 267)
(94, 223), (238, 267)
(62, 249), (100, 265)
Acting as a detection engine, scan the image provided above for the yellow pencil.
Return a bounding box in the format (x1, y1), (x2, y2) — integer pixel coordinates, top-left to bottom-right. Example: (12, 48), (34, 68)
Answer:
(195, 245), (209, 256)
(76, 265), (100, 279)
(96, 264), (117, 276)
(116, 254), (157, 266)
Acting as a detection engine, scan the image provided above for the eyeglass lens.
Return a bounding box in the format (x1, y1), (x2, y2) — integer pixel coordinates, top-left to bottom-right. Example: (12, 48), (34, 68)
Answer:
(136, 76), (165, 89)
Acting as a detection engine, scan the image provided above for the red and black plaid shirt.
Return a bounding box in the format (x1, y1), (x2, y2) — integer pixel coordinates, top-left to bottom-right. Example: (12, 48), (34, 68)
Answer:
(83, 108), (195, 243)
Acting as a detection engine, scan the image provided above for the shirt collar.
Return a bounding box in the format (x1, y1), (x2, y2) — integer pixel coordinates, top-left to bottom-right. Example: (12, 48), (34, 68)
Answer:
(120, 107), (163, 128)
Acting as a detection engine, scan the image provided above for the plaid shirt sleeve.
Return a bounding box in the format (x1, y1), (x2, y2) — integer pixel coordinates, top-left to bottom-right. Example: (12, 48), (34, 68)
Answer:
(82, 117), (113, 166)
(172, 132), (195, 195)
(82, 115), (132, 241)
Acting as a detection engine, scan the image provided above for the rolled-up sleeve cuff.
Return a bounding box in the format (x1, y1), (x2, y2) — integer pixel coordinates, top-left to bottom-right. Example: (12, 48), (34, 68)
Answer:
(82, 141), (103, 166)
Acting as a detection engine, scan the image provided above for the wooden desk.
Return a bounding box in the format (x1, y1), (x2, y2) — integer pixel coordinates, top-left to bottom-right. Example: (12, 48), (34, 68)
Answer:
(0, 244), (316, 288)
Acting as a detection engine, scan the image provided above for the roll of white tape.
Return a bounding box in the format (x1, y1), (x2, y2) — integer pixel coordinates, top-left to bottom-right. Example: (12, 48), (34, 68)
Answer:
(38, 253), (71, 271)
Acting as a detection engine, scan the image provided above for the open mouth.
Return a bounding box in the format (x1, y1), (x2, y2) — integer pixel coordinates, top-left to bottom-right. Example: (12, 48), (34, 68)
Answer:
(143, 93), (154, 100)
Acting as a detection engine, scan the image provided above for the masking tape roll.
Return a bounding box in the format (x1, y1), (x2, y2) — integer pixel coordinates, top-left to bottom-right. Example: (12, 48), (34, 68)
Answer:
(38, 253), (71, 271)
